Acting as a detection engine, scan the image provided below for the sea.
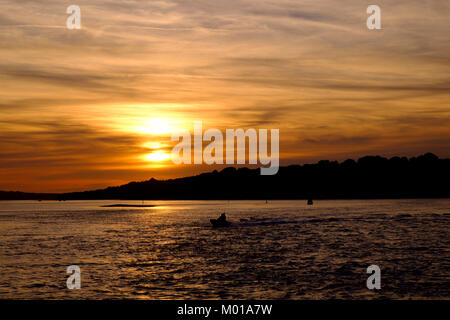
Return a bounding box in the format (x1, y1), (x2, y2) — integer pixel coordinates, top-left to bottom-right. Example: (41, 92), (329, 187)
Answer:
(0, 199), (449, 299)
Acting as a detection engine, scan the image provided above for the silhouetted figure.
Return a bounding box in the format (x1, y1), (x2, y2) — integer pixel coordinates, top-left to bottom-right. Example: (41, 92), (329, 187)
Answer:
(307, 198), (313, 205)
(210, 213), (230, 227)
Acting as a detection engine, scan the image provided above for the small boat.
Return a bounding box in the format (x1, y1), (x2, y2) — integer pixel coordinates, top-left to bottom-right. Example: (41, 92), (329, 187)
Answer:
(307, 198), (313, 205)
(210, 212), (231, 227)
(210, 219), (231, 228)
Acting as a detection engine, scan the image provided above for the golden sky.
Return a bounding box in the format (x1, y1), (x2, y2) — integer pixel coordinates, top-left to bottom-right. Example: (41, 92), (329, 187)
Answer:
(0, 0), (449, 192)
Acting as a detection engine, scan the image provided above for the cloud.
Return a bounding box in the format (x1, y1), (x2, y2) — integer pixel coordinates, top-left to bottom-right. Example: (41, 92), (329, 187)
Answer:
(0, 0), (449, 191)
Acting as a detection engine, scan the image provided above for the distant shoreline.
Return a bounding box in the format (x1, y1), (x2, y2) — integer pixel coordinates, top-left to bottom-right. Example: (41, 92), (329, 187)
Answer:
(100, 204), (156, 208)
(1, 196), (450, 201)
(1, 153), (449, 201)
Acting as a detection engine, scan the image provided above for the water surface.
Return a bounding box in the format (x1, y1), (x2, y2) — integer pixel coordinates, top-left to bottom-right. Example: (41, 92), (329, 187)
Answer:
(0, 199), (449, 299)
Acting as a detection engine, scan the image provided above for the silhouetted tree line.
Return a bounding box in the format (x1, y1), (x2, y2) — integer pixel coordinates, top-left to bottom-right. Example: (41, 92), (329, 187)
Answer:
(0, 191), (58, 201)
(58, 153), (450, 200)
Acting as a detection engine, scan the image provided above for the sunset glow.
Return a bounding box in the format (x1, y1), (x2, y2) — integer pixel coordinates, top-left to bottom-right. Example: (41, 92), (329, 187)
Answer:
(1, 0), (449, 304)
(145, 151), (171, 162)
(0, 1), (449, 192)
(136, 118), (179, 136)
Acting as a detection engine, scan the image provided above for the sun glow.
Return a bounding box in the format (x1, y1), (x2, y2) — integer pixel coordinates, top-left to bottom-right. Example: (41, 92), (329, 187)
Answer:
(136, 118), (179, 135)
(145, 151), (170, 162)
(142, 142), (168, 149)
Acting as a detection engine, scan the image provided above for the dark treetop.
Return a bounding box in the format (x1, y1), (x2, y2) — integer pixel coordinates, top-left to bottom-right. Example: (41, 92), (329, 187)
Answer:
(57, 153), (449, 200)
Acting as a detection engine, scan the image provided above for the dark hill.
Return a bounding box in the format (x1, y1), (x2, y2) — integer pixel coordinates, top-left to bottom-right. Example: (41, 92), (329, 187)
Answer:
(60, 153), (450, 200)
(0, 191), (58, 201)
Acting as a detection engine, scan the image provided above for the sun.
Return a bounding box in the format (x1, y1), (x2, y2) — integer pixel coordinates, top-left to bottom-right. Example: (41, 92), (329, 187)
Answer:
(136, 118), (177, 135)
(142, 142), (167, 149)
(145, 151), (170, 162)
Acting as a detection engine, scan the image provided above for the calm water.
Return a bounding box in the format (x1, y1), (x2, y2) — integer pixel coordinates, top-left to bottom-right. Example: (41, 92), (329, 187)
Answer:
(0, 199), (449, 299)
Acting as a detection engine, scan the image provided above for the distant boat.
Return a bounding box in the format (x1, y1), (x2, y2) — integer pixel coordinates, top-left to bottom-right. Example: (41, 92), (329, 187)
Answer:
(210, 213), (231, 228)
(307, 199), (313, 205)
(210, 219), (231, 228)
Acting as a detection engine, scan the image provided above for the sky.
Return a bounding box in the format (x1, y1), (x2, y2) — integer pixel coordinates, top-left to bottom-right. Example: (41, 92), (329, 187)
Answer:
(0, 0), (449, 192)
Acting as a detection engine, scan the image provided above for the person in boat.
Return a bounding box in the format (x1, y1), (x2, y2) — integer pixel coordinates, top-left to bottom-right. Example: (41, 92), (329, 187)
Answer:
(217, 213), (227, 223)
(210, 213), (230, 227)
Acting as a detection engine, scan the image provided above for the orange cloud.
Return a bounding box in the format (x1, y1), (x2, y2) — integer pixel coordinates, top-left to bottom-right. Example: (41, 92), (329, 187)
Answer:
(0, 0), (449, 192)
